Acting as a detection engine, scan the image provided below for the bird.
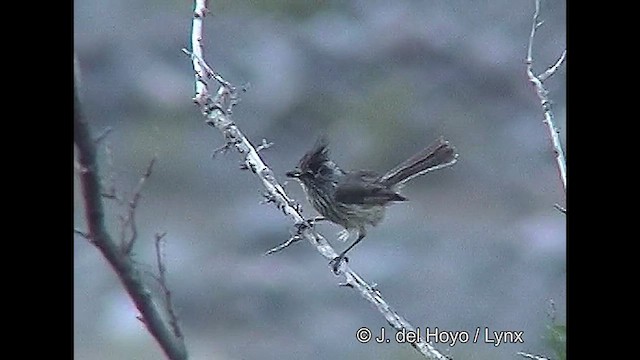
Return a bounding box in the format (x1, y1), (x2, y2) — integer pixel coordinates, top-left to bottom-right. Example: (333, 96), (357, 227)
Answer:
(286, 136), (458, 272)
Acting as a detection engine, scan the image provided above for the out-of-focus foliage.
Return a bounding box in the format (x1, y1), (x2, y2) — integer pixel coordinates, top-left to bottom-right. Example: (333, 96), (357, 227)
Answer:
(546, 323), (566, 360)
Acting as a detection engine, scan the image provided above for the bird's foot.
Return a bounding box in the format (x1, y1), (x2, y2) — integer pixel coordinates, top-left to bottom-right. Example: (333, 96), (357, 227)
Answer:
(329, 254), (349, 274)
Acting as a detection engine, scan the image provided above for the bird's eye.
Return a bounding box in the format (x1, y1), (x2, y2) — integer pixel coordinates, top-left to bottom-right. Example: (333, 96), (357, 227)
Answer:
(317, 165), (331, 176)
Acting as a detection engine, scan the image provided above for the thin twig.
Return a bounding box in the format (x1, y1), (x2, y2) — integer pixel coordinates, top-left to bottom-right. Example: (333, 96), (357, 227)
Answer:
(526, 0), (567, 197)
(539, 50), (566, 82)
(154, 232), (183, 339)
(516, 352), (550, 360)
(74, 228), (91, 239)
(122, 156), (157, 253)
(265, 217), (327, 254)
(185, 1), (449, 358)
(101, 141), (122, 202)
(264, 234), (303, 255)
(255, 138), (274, 153)
(182, 48), (234, 91)
(211, 141), (233, 158)
(94, 127), (113, 144)
(553, 203), (566, 214)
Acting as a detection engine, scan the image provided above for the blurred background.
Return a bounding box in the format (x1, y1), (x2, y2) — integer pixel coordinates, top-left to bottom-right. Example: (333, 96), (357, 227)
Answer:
(74, 0), (566, 359)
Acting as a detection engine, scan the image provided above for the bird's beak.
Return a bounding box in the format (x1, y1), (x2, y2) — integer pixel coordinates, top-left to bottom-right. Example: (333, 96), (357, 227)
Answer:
(286, 169), (301, 178)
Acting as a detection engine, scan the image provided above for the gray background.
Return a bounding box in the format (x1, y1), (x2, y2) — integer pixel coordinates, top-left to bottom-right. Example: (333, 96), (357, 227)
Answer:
(74, 1), (566, 359)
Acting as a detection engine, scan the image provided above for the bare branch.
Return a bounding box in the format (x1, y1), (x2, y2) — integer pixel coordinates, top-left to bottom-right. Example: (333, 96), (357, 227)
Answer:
(122, 156), (157, 253)
(211, 141), (233, 158)
(154, 232), (183, 339)
(259, 191), (278, 205)
(516, 352), (550, 360)
(255, 138), (274, 153)
(264, 234), (303, 256)
(539, 50), (566, 82)
(526, 0), (567, 197)
(74, 56), (188, 360)
(185, 2), (449, 358)
(100, 141), (122, 202)
(182, 47), (234, 90)
(74, 228), (91, 240)
(553, 203), (566, 214)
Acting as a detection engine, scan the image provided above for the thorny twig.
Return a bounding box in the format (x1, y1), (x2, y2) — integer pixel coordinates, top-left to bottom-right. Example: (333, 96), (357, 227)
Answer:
(154, 232), (183, 339)
(553, 203), (566, 214)
(526, 0), (567, 202)
(184, 1), (450, 358)
(264, 235), (304, 256)
(182, 47), (234, 90)
(516, 352), (550, 360)
(211, 141), (233, 158)
(255, 138), (274, 153)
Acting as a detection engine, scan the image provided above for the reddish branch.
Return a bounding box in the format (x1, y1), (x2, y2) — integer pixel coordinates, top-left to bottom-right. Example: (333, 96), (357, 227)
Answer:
(74, 60), (187, 360)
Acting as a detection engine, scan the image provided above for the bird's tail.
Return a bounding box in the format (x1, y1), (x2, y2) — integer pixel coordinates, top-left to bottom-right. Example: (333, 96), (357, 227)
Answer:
(378, 136), (458, 188)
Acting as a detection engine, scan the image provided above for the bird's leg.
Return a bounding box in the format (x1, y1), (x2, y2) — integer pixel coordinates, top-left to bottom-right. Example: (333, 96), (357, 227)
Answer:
(330, 227), (366, 274)
(308, 216), (326, 226)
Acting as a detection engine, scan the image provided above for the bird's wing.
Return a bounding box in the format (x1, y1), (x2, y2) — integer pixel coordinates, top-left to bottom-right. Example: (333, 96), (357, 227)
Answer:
(335, 171), (406, 205)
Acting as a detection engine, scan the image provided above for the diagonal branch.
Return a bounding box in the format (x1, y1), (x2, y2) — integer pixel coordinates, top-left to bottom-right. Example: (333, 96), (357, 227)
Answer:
(526, 0), (567, 198)
(74, 57), (188, 360)
(185, 2), (449, 359)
